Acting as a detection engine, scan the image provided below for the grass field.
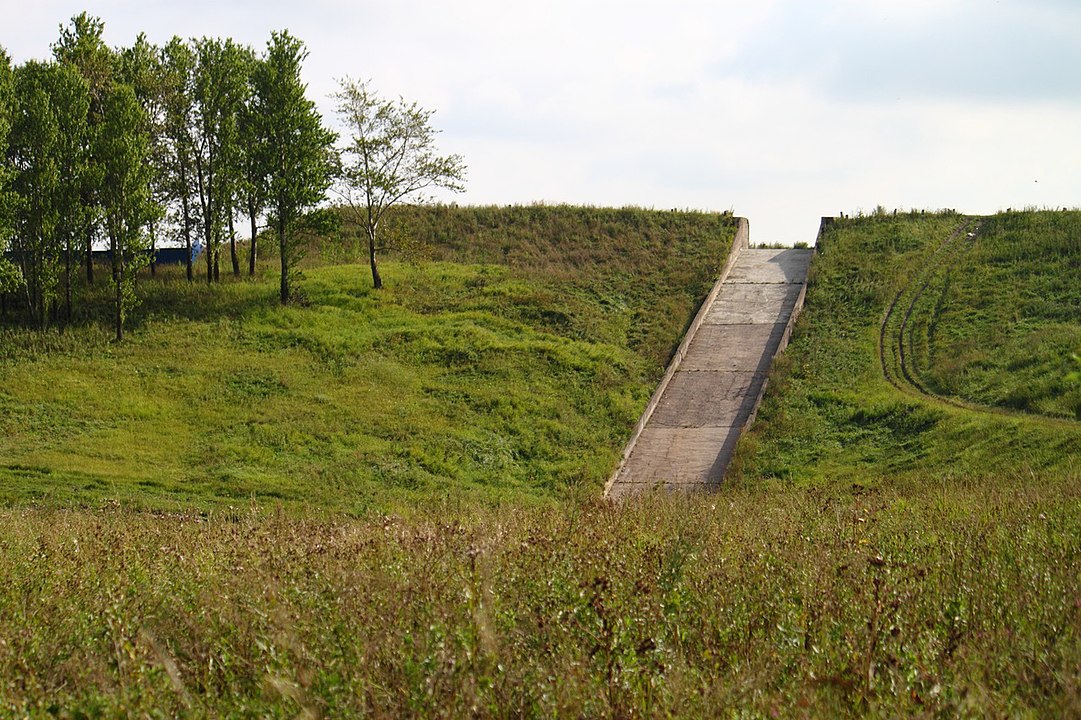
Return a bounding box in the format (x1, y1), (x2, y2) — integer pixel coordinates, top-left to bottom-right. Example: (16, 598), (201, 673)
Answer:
(913, 211), (1081, 419)
(1, 207), (1079, 716)
(2, 472), (1078, 717)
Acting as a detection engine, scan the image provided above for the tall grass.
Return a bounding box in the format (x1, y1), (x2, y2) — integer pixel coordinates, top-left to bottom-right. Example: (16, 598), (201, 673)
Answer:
(2, 469), (1078, 716)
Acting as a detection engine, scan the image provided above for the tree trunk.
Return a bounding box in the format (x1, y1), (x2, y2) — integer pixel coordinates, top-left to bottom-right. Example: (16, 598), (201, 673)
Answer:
(213, 248), (220, 282)
(85, 227), (94, 285)
(180, 164), (193, 282)
(368, 225), (382, 289)
(182, 189), (193, 282)
(278, 214), (289, 304)
(64, 237), (73, 324)
(196, 157), (213, 285)
(229, 213), (240, 277)
(149, 221), (157, 277)
(113, 235), (123, 342)
(248, 205), (258, 276)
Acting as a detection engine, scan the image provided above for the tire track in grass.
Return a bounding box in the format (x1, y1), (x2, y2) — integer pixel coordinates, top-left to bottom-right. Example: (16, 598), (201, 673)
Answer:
(878, 219), (1079, 426)
(878, 220), (971, 398)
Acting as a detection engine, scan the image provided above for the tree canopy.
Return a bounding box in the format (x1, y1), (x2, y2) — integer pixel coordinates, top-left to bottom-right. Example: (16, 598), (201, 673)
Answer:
(252, 31), (336, 304)
(334, 77), (466, 289)
(1, 14), (466, 333)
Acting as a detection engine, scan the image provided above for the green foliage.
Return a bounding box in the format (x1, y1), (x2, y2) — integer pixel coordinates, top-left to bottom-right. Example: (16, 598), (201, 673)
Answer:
(51, 13), (113, 291)
(334, 77), (466, 289)
(192, 36), (251, 282)
(251, 31), (336, 304)
(96, 81), (155, 340)
(737, 211), (1081, 486)
(51, 12), (114, 107)
(0, 206), (735, 510)
(0, 46), (13, 251)
(0, 259), (22, 295)
(10, 62), (62, 309)
(160, 36), (200, 279)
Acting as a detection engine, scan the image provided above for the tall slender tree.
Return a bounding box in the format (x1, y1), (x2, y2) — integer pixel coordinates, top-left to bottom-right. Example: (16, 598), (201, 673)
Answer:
(0, 48), (23, 310)
(44, 64), (91, 323)
(160, 37), (199, 281)
(52, 12), (113, 286)
(250, 31), (335, 304)
(9, 62), (63, 327)
(117, 33), (166, 276)
(238, 53), (268, 277)
(95, 81), (154, 341)
(192, 38), (247, 284)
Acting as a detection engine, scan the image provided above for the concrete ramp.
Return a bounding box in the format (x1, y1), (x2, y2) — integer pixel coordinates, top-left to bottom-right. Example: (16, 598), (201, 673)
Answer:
(606, 234), (813, 498)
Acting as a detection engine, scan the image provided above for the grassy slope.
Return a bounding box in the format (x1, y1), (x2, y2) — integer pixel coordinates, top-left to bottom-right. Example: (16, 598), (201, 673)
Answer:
(734, 210), (1081, 487)
(919, 211), (1081, 418)
(0, 205), (736, 512)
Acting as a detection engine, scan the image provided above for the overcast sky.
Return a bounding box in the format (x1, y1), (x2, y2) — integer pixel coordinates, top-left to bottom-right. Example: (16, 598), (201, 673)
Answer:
(5, 0), (1081, 244)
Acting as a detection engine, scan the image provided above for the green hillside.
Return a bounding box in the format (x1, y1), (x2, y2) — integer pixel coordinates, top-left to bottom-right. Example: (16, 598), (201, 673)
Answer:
(736, 209), (1081, 486)
(0, 205), (737, 512)
(2, 208), (1079, 717)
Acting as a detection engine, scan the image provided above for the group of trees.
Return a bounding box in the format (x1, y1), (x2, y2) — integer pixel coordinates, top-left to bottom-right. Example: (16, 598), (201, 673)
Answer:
(1, 13), (465, 340)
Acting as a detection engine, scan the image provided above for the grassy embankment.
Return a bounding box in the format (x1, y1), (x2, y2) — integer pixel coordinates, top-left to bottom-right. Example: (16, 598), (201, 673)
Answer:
(0, 205), (736, 512)
(1, 208), (1079, 716)
(734, 209), (1081, 486)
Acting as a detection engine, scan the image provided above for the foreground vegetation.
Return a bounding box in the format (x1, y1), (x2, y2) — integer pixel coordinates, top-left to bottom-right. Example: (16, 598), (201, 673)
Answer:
(2, 471), (1078, 717)
(0, 205), (736, 511)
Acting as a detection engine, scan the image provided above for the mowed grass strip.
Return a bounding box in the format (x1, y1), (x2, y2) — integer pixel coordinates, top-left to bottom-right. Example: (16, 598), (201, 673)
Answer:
(0, 205), (737, 511)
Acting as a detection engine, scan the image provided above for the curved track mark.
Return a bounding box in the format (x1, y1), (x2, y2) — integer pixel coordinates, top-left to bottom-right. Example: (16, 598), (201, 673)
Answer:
(878, 220), (1078, 426)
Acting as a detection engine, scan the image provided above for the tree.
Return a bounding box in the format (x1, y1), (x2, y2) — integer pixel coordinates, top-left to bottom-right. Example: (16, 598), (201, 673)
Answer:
(117, 33), (166, 277)
(9, 61), (93, 326)
(334, 77), (466, 289)
(95, 82), (154, 341)
(0, 47), (22, 309)
(250, 31), (335, 304)
(160, 37), (200, 281)
(192, 38), (248, 284)
(52, 12), (113, 286)
(9, 62), (63, 327)
(44, 63), (91, 324)
(237, 54), (268, 277)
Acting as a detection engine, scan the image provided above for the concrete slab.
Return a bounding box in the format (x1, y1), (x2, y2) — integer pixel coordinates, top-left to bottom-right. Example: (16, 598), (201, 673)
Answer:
(650, 371), (763, 427)
(612, 426), (740, 487)
(607, 230), (813, 498)
(705, 284), (803, 325)
(725, 249), (814, 285)
(681, 324), (784, 373)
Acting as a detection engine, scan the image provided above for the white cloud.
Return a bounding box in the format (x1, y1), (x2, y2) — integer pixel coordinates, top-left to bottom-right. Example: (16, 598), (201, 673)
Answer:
(3, 1), (1080, 243)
